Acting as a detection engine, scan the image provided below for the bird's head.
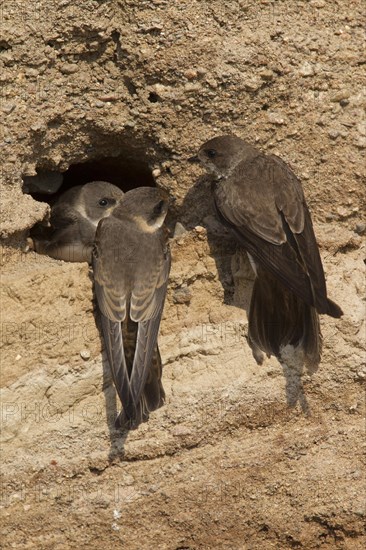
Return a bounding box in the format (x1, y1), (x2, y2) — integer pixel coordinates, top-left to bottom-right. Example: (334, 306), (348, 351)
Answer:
(189, 135), (255, 178)
(113, 187), (171, 233)
(82, 181), (124, 224)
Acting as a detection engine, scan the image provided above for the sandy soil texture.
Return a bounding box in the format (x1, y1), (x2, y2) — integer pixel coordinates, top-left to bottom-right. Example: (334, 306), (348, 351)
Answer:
(1, 1), (365, 548)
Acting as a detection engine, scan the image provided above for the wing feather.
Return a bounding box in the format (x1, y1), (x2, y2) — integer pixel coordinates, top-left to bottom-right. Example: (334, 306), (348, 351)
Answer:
(93, 218), (127, 322)
(93, 218), (134, 422)
(99, 314), (135, 419)
(129, 246), (171, 406)
(93, 216), (171, 427)
(213, 153), (330, 311)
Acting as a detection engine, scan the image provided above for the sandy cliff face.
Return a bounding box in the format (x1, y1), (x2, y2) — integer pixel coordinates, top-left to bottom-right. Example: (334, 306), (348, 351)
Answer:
(1, 1), (365, 548)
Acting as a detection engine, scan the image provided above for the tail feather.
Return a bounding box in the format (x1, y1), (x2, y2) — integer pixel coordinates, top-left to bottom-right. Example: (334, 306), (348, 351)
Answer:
(301, 303), (322, 367)
(117, 318), (165, 430)
(115, 356), (165, 430)
(248, 270), (322, 366)
(115, 400), (149, 430)
(142, 346), (166, 412)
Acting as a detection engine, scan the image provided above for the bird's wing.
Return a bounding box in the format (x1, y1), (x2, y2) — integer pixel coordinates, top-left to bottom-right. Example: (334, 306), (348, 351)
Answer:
(268, 154), (305, 233)
(216, 153), (289, 244)
(99, 315), (135, 419)
(214, 153), (326, 310)
(288, 202), (342, 316)
(271, 154), (341, 316)
(92, 218), (134, 418)
(39, 213), (97, 262)
(92, 218), (128, 322)
(49, 186), (83, 229)
(129, 239), (171, 407)
(50, 206), (79, 230)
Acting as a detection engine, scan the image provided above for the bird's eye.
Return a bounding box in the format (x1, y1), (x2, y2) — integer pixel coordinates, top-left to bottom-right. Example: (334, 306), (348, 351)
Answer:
(98, 198), (109, 207)
(206, 149), (217, 158)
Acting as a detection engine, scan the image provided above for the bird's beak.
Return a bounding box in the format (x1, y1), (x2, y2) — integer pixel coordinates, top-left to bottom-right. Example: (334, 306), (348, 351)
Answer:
(188, 155), (200, 164)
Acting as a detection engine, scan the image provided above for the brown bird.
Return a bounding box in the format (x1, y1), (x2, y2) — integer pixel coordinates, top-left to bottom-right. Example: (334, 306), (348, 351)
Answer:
(31, 181), (124, 263)
(92, 187), (171, 429)
(190, 135), (343, 366)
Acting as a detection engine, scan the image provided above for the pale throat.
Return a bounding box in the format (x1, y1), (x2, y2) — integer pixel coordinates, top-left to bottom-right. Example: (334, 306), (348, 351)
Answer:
(205, 161), (233, 180)
(132, 213), (166, 233)
(74, 203), (114, 227)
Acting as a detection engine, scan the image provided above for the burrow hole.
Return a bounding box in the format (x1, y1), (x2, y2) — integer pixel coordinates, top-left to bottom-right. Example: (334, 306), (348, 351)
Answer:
(23, 153), (156, 207)
(23, 142), (178, 256)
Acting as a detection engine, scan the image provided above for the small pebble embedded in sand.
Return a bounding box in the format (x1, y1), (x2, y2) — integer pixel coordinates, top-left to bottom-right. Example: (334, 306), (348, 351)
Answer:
(80, 349), (91, 360)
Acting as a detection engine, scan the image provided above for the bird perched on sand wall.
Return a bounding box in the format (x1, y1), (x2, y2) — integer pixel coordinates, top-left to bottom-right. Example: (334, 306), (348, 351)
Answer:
(190, 135), (343, 366)
(92, 187), (171, 429)
(31, 181), (124, 263)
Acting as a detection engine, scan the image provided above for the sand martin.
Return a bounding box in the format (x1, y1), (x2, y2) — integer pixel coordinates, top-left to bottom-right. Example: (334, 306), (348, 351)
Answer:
(190, 135), (343, 366)
(31, 181), (124, 263)
(92, 187), (171, 429)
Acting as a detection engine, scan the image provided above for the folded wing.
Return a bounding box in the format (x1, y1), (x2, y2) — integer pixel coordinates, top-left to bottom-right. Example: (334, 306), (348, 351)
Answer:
(93, 217), (171, 426)
(214, 153), (342, 317)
